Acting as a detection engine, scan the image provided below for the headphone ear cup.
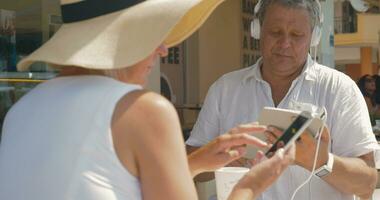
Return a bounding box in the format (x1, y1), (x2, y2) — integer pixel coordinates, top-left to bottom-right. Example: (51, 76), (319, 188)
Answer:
(311, 26), (321, 47)
(251, 18), (261, 39)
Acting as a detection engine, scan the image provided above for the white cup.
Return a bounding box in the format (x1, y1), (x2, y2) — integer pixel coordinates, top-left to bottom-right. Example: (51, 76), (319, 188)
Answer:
(215, 167), (250, 200)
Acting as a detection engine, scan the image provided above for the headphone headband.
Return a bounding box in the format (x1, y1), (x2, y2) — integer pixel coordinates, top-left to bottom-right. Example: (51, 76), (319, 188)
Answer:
(251, 0), (323, 47)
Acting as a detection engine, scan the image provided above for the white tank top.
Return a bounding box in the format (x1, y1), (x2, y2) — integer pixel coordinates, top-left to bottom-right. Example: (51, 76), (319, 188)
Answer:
(0, 75), (142, 200)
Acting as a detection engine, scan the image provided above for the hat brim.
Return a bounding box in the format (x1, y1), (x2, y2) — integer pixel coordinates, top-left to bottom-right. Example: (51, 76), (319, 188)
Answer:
(17, 0), (225, 71)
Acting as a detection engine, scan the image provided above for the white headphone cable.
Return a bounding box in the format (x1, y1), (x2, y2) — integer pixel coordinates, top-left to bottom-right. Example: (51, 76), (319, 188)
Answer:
(289, 125), (323, 200)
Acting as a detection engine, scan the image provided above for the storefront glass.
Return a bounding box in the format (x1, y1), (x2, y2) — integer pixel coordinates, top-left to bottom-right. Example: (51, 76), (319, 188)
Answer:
(0, 0), (61, 141)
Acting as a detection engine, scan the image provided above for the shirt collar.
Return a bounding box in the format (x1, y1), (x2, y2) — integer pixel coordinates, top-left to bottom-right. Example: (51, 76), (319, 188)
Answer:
(243, 54), (318, 83)
(242, 57), (264, 83)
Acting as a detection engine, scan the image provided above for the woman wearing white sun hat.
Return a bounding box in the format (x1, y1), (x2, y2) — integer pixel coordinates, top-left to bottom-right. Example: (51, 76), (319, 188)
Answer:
(0, 0), (293, 200)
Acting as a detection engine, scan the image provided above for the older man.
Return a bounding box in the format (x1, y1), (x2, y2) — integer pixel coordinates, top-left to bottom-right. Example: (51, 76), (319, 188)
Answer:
(186, 0), (379, 199)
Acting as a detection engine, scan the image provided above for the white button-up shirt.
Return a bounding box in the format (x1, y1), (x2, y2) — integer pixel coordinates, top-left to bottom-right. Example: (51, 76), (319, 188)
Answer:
(186, 55), (379, 200)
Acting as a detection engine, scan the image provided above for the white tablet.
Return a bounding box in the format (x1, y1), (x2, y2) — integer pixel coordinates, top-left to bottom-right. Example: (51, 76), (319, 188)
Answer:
(244, 107), (324, 159)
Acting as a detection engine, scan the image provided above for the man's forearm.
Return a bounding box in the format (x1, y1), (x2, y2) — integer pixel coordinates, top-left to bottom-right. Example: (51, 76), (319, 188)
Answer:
(322, 153), (377, 199)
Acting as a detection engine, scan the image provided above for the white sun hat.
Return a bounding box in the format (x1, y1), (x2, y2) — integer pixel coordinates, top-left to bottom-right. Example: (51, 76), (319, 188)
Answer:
(17, 0), (225, 71)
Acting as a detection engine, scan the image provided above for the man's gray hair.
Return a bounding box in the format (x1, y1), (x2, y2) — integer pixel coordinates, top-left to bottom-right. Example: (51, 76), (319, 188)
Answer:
(256, 0), (322, 30)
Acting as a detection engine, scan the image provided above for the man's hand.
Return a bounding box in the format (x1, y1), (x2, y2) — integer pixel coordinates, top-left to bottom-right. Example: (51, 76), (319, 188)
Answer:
(295, 126), (330, 170)
(188, 123), (269, 177)
(264, 126), (330, 171)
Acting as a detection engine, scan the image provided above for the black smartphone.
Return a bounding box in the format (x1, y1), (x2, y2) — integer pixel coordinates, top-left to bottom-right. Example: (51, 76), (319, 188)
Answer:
(265, 111), (313, 157)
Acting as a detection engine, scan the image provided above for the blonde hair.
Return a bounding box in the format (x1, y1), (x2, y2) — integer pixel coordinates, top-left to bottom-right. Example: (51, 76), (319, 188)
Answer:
(58, 65), (130, 82)
(103, 68), (130, 80)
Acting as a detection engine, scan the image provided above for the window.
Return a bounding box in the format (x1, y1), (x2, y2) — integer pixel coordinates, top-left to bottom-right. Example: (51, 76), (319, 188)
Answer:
(0, 0), (61, 141)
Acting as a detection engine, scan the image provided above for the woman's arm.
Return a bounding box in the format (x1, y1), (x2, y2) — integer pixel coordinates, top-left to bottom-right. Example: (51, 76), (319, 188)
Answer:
(112, 90), (293, 200)
(229, 148), (293, 200)
(112, 90), (197, 200)
(187, 125), (294, 200)
(187, 123), (268, 177)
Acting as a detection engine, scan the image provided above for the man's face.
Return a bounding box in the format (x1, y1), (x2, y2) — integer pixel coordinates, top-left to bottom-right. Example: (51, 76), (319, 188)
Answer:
(260, 3), (313, 77)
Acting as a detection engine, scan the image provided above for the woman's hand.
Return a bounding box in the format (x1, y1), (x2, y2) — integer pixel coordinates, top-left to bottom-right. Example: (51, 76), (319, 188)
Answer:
(228, 146), (295, 200)
(188, 123), (268, 177)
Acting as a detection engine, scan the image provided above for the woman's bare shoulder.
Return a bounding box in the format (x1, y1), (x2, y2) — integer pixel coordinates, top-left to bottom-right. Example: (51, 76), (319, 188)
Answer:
(111, 90), (182, 178)
(112, 89), (180, 138)
(114, 90), (175, 120)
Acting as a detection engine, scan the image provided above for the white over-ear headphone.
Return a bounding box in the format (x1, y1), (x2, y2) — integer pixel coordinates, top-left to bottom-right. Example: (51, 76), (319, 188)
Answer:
(250, 0), (323, 47)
